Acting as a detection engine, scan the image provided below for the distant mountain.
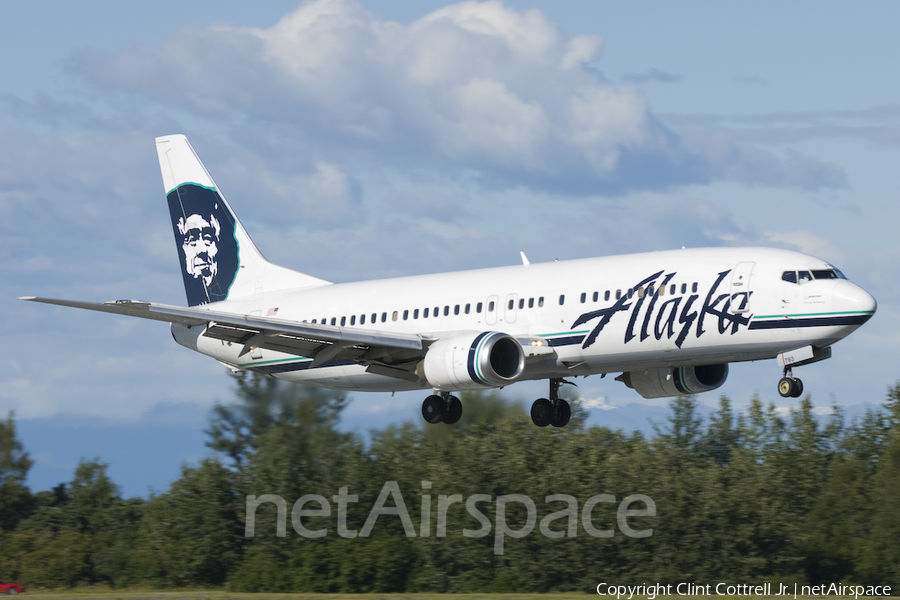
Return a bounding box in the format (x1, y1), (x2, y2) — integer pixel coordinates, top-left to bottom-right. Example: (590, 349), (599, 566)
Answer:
(579, 400), (885, 436)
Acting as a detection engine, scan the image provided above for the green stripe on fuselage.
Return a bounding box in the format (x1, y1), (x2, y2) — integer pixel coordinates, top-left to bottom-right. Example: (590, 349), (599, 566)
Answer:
(753, 310), (875, 320)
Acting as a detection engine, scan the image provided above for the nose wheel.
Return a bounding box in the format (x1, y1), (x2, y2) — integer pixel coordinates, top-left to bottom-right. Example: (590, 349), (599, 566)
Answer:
(777, 368), (803, 398)
(531, 378), (574, 427)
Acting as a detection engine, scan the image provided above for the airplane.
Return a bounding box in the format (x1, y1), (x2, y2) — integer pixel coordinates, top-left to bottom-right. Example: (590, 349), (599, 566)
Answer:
(20, 135), (877, 427)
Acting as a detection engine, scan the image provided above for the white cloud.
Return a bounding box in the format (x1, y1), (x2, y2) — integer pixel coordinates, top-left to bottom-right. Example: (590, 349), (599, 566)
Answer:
(758, 230), (845, 264)
(66, 0), (699, 193)
(443, 78), (548, 166)
(577, 396), (617, 410)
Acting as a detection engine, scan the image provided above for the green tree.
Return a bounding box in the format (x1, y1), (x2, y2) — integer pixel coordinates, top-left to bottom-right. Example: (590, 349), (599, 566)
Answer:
(206, 372), (348, 468)
(13, 460), (144, 588)
(0, 411), (33, 531)
(129, 459), (242, 587)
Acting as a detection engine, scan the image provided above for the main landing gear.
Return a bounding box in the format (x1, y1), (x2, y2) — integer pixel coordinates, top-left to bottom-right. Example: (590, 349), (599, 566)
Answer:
(531, 378), (574, 428)
(422, 392), (462, 425)
(778, 366), (804, 398)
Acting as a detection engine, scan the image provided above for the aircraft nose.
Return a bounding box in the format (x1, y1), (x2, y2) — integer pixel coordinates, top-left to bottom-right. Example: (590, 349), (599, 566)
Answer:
(833, 281), (877, 319)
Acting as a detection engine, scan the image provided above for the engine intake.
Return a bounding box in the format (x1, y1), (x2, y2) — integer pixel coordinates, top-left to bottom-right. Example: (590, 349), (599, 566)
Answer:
(617, 364), (729, 399)
(417, 331), (526, 391)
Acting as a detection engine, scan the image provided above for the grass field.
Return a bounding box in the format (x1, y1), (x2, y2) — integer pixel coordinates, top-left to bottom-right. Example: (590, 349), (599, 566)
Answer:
(7, 594), (592, 600)
(12, 592), (899, 600)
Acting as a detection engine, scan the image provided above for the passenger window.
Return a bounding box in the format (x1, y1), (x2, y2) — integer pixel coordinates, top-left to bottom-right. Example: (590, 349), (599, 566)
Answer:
(340, 316), (346, 326)
(454, 305), (460, 315)
(638, 287), (646, 298)
(465, 303), (471, 314)
(391, 311), (397, 322)
(559, 294), (565, 305)
(413, 309), (419, 319)
(331, 317), (336, 326)
(658, 285), (664, 296)
(312, 319), (317, 324)
(593, 291), (598, 302)
(798, 271), (812, 284)
(681, 283), (687, 294)
(359, 314), (365, 325)
(350, 315), (356, 326)
(371, 313), (377, 323)
(434, 306), (439, 316)
(670, 284), (676, 295)
(403, 310), (409, 320)
(528, 298), (534, 308)
(477, 302), (483, 313)
(423, 308), (429, 318)
(782, 271), (797, 284)
(443, 306), (449, 316)
(628, 289), (634, 299)
(508, 299), (514, 310)
(538, 296), (544, 307)
(488, 301), (495, 312)
(604, 290), (610, 301)
(518, 298), (524, 309)
(692, 283), (698, 293)
(616, 290), (622, 300)
(580, 293), (586, 303)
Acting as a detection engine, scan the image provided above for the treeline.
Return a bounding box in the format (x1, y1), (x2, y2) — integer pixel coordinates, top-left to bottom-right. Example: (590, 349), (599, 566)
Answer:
(1, 374), (900, 592)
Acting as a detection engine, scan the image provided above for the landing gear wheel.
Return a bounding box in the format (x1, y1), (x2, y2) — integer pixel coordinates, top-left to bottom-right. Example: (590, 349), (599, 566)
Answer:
(551, 400), (571, 428)
(790, 377), (803, 398)
(778, 377), (794, 398)
(531, 398), (553, 427)
(422, 394), (445, 424)
(442, 395), (463, 424)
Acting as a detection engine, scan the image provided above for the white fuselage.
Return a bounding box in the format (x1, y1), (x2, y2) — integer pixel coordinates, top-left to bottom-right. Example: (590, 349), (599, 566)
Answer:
(173, 246), (876, 393)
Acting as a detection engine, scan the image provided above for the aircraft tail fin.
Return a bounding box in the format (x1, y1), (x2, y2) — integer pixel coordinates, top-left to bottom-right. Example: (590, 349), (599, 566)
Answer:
(155, 135), (330, 306)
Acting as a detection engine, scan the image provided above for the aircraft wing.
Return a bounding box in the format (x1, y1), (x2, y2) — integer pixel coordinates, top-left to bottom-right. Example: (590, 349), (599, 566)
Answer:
(18, 297), (426, 375)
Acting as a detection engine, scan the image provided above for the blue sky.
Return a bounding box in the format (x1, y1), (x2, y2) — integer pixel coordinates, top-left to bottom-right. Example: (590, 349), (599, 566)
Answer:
(3, 1), (899, 497)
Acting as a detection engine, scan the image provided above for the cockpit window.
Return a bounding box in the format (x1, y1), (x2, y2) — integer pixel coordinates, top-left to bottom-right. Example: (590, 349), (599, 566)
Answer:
(798, 271), (812, 284)
(812, 269), (845, 280)
(782, 271), (797, 284)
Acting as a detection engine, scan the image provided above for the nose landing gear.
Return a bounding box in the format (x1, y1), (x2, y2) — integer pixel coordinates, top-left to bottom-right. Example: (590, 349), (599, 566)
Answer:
(421, 392), (463, 425)
(531, 378), (574, 427)
(777, 367), (804, 398)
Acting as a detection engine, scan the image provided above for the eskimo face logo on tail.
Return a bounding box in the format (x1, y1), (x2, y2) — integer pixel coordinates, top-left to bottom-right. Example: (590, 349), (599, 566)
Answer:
(572, 269), (752, 349)
(167, 184), (239, 306)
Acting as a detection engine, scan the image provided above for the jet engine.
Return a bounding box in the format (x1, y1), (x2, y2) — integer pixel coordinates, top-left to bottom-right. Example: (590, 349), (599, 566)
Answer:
(417, 331), (525, 391)
(616, 364), (729, 399)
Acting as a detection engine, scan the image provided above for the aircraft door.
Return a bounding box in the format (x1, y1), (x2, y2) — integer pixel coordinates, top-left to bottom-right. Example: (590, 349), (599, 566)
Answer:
(486, 295), (498, 325)
(505, 293), (518, 324)
(729, 262), (754, 314)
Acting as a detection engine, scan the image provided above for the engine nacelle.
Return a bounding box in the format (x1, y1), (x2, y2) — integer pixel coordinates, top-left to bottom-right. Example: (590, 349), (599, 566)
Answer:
(617, 364), (729, 399)
(417, 332), (526, 391)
